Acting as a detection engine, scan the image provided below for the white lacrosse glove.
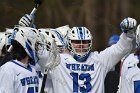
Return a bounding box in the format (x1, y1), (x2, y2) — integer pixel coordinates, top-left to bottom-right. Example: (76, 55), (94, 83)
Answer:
(19, 14), (33, 27)
(120, 17), (137, 39)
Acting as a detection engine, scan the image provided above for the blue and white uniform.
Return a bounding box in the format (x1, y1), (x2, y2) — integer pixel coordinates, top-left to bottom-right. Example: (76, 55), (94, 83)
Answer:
(118, 54), (140, 93)
(48, 33), (135, 93)
(0, 60), (39, 93)
(44, 74), (53, 93)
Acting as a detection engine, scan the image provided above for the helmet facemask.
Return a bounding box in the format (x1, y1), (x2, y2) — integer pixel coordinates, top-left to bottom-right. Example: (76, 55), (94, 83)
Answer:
(69, 40), (92, 56)
(67, 27), (93, 62)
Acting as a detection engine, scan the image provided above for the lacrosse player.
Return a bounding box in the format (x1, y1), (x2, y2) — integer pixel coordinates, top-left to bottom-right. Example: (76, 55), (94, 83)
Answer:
(117, 24), (140, 93)
(19, 14), (137, 93)
(18, 14), (61, 93)
(0, 27), (44, 93)
(38, 27), (69, 93)
(49, 17), (137, 93)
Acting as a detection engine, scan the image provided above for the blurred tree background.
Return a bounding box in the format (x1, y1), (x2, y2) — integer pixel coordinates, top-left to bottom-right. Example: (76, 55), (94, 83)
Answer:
(0, 0), (140, 51)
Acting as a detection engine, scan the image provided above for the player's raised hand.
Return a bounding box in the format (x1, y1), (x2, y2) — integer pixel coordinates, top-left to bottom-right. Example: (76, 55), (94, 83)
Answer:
(120, 17), (137, 38)
(18, 14), (33, 27)
(120, 17), (137, 32)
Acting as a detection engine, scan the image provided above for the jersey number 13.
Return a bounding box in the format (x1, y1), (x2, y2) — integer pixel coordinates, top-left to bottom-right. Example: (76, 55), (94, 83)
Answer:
(70, 73), (92, 92)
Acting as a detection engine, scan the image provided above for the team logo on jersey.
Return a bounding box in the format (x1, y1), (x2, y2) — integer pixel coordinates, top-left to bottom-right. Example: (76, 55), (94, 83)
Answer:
(20, 76), (39, 86)
(66, 63), (94, 71)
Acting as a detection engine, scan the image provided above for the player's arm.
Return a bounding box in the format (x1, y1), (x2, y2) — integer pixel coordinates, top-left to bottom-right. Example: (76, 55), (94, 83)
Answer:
(0, 66), (14, 93)
(99, 17), (137, 72)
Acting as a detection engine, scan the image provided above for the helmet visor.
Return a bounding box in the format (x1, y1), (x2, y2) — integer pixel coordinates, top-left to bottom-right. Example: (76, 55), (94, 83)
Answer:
(71, 40), (92, 55)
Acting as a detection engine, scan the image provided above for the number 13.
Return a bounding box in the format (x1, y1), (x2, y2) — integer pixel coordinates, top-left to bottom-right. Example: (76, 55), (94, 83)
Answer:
(70, 73), (92, 92)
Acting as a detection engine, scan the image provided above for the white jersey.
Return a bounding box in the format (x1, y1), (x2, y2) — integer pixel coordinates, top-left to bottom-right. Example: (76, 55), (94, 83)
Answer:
(49, 33), (135, 93)
(44, 74), (53, 93)
(118, 53), (140, 93)
(31, 63), (44, 93)
(0, 60), (39, 93)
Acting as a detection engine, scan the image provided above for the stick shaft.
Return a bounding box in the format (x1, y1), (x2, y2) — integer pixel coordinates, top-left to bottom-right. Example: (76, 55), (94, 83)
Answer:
(30, 7), (37, 15)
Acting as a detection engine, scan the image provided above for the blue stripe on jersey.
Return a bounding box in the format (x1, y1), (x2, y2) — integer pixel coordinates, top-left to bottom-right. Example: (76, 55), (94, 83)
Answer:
(134, 80), (140, 93)
(11, 60), (32, 72)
